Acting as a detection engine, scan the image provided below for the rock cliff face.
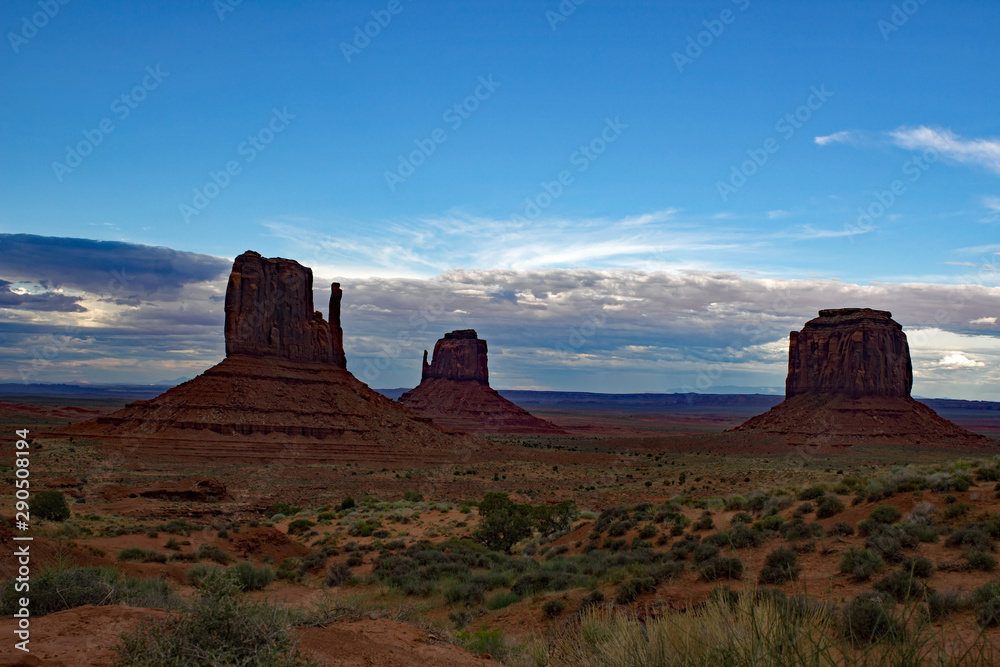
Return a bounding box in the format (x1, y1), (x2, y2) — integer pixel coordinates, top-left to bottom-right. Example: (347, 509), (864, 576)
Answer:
(733, 308), (988, 448)
(400, 330), (564, 435)
(421, 329), (489, 384)
(48, 253), (489, 465)
(224, 251), (346, 368)
(786, 308), (911, 398)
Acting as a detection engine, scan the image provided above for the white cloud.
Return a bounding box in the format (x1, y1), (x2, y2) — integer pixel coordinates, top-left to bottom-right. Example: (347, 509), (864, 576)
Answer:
(982, 196), (1000, 223)
(971, 316), (997, 325)
(935, 352), (985, 369)
(889, 126), (1000, 175)
(814, 130), (859, 146)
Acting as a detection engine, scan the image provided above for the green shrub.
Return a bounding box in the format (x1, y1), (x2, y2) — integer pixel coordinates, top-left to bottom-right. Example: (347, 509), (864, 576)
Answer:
(779, 519), (824, 541)
(966, 550), (998, 571)
(839, 548), (884, 582)
(542, 598), (566, 619)
(753, 515), (786, 533)
(797, 484), (827, 501)
(729, 524), (766, 548)
(901, 555), (934, 578)
(30, 490), (71, 522)
(117, 548), (167, 563)
(875, 570), (925, 602)
(231, 562), (275, 591)
(0, 566), (173, 616)
(946, 525), (995, 551)
(945, 502), (972, 520)
(340, 496), (356, 510)
(325, 562), (352, 587)
(485, 590), (521, 610)
(196, 544), (232, 565)
(868, 505), (903, 525)
(402, 490), (424, 502)
(730, 512), (753, 526)
(615, 576), (656, 604)
(579, 590), (605, 610)
(828, 521), (856, 537)
(758, 547), (800, 585)
(928, 589), (967, 620)
(287, 519), (315, 535)
(693, 512), (714, 531)
(699, 557), (744, 582)
(113, 570), (315, 666)
(815, 495), (845, 519)
(474, 492), (534, 553)
(840, 592), (899, 644)
(267, 502), (301, 516)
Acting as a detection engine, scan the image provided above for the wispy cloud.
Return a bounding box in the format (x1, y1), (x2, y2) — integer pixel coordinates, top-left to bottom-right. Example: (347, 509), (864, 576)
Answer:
(982, 196), (1000, 223)
(814, 130), (860, 146)
(889, 126), (1000, 175)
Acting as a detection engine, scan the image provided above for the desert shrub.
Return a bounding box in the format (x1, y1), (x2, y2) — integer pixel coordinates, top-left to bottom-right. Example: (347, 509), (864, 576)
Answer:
(816, 495), (845, 519)
(486, 590), (521, 610)
(324, 562), (353, 587)
(758, 547), (800, 585)
(946, 525), (995, 552)
(699, 557), (744, 582)
(348, 519), (381, 538)
(615, 576), (656, 604)
(30, 490), (70, 522)
(542, 598), (566, 618)
(779, 519), (824, 541)
(840, 592), (900, 644)
(928, 589), (968, 621)
(724, 496), (746, 511)
(693, 512), (714, 531)
(797, 484), (827, 501)
(231, 562), (275, 591)
(287, 519), (315, 535)
(638, 524), (658, 539)
(978, 597), (1000, 627)
(875, 570), (925, 602)
(0, 566), (174, 616)
(828, 521), (856, 537)
(345, 553), (363, 567)
(905, 501), (937, 526)
(945, 502), (973, 520)
(340, 496), (356, 510)
(753, 515), (787, 533)
(730, 512), (753, 526)
(966, 550), (998, 571)
(902, 522), (939, 543)
(868, 505), (903, 525)
(691, 543), (720, 565)
(579, 589), (605, 610)
(839, 548), (884, 582)
(728, 523), (766, 548)
(316, 512), (336, 522)
(402, 490), (423, 502)
(196, 544), (232, 565)
(865, 525), (916, 563)
(113, 570), (314, 666)
(901, 555), (934, 578)
(117, 548), (167, 563)
(474, 492), (534, 553)
(267, 502), (301, 517)
(445, 578), (486, 605)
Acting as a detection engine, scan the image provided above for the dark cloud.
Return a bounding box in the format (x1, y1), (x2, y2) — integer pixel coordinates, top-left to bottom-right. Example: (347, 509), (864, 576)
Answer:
(0, 280), (86, 312)
(0, 234), (231, 298)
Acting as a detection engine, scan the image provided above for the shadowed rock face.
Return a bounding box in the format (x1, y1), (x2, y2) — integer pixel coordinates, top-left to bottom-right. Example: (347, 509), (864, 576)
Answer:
(786, 308), (912, 398)
(733, 308), (987, 448)
(420, 329), (489, 384)
(401, 330), (564, 435)
(224, 251), (346, 368)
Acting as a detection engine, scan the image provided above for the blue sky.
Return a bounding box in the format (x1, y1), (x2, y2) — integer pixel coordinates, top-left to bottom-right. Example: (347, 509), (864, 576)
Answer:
(1, 0), (999, 398)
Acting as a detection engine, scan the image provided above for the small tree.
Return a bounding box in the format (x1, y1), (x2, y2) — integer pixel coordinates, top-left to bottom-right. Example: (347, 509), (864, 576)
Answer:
(474, 492), (533, 553)
(31, 491), (70, 522)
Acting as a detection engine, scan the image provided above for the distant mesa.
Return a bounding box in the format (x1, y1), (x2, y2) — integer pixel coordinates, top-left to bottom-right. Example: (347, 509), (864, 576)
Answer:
(45, 251), (486, 465)
(399, 329), (565, 435)
(733, 308), (991, 448)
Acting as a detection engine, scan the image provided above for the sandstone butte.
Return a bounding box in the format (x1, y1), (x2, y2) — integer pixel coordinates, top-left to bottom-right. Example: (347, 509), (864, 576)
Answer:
(398, 330), (565, 435)
(733, 308), (991, 448)
(45, 252), (488, 466)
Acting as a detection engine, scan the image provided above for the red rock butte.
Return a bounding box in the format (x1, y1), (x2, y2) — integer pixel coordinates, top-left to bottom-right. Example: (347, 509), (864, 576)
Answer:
(733, 308), (991, 448)
(45, 252), (488, 466)
(399, 330), (565, 435)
